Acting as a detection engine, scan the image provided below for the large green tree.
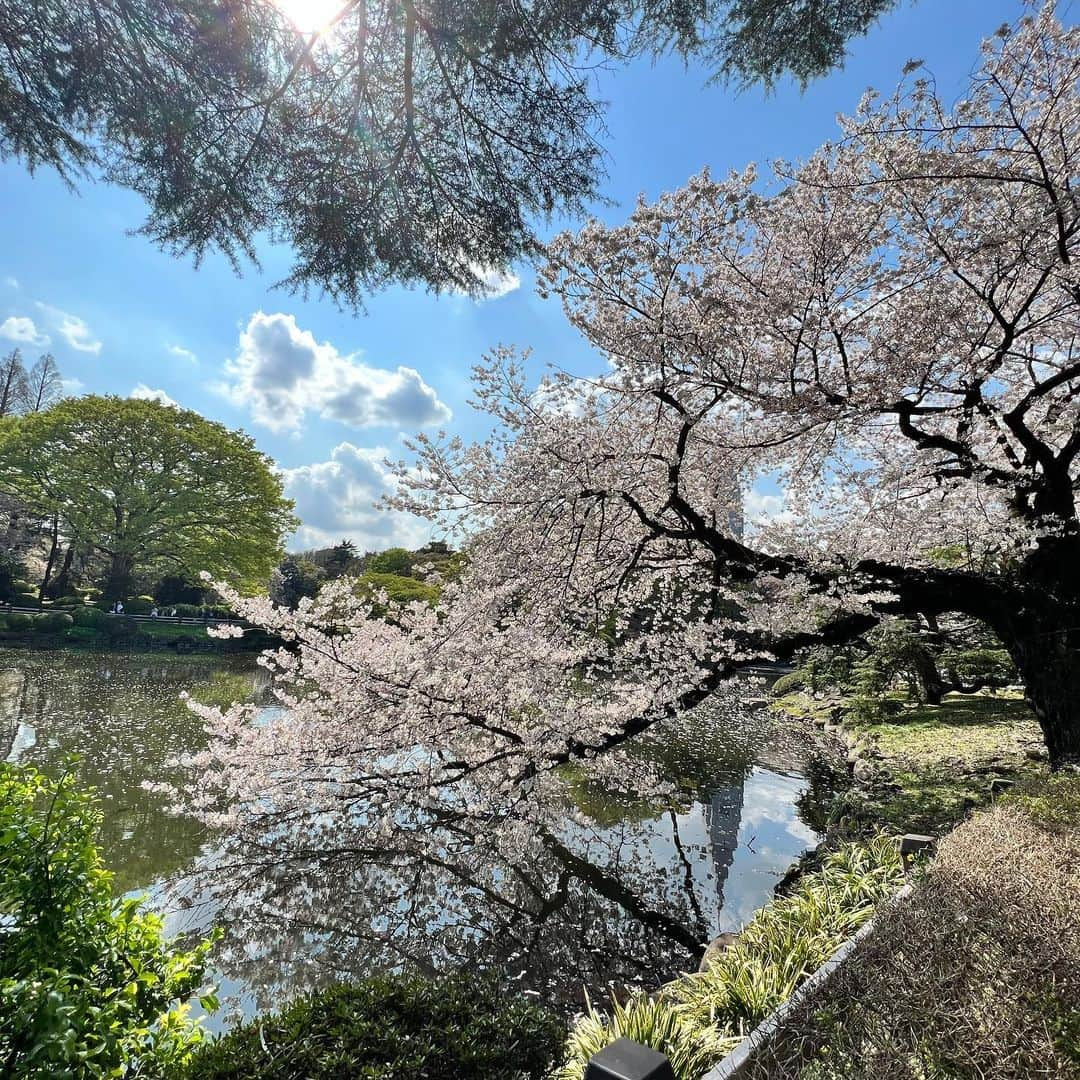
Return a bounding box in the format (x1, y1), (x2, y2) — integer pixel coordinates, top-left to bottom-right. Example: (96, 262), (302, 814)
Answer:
(0, 396), (296, 601)
(0, 0), (900, 303)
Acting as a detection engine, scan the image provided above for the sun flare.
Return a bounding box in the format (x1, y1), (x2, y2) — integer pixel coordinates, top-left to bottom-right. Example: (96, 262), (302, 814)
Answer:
(273, 0), (344, 35)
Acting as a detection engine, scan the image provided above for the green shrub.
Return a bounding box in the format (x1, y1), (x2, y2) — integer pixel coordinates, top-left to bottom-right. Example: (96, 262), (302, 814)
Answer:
(73, 605), (110, 629)
(11, 592), (38, 608)
(847, 694), (903, 724)
(0, 553), (28, 602)
(771, 669), (808, 697)
(167, 603), (234, 619)
(6, 613), (32, 631)
(183, 973), (564, 1080)
(33, 611), (74, 632)
(103, 615), (140, 640)
(122, 595), (155, 615)
(364, 546), (416, 576)
(354, 572), (440, 617)
(0, 764), (217, 1077)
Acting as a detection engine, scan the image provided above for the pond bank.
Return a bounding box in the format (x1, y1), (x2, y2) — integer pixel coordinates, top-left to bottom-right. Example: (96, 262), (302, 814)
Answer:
(566, 697), (1073, 1079)
(0, 620), (273, 653)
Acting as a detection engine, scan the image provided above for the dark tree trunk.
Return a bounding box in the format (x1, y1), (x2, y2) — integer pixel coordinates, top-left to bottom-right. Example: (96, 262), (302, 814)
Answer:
(38, 515), (60, 603)
(49, 542), (77, 599)
(909, 642), (948, 705)
(103, 554), (134, 604)
(1005, 617), (1080, 768)
(1001, 537), (1080, 767)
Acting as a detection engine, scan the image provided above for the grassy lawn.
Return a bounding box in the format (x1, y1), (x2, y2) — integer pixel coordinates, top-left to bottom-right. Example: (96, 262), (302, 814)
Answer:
(138, 620), (214, 640)
(850, 692), (1042, 767)
(775, 690), (1049, 834)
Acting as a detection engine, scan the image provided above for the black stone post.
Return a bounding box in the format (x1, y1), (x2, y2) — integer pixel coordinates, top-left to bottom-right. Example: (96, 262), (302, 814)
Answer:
(584, 1038), (675, 1080)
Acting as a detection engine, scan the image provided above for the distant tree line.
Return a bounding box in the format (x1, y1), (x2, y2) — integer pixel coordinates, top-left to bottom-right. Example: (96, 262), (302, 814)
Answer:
(272, 540), (459, 610)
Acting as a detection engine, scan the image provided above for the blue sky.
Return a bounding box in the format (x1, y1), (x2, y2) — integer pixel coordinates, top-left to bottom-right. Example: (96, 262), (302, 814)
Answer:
(0, 0), (1034, 551)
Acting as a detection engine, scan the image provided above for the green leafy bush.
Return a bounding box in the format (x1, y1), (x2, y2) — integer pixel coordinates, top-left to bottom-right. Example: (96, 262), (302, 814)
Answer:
(122, 595), (156, 615)
(771, 669), (808, 697)
(364, 546), (416, 576)
(103, 615), (140, 641)
(355, 572), (440, 609)
(6, 613), (32, 631)
(0, 764), (217, 1077)
(0, 552), (28, 602)
(183, 973), (564, 1080)
(11, 592), (39, 607)
(0, 614), (7, 631)
(33, 611), (74, 632)
(73, 605), (110, 629)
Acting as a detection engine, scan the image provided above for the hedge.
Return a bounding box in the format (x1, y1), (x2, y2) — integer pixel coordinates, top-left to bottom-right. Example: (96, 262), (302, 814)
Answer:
(121, 596), (156, 615)
(182, 973), (565, 1080)
(72, 607), (110, 629)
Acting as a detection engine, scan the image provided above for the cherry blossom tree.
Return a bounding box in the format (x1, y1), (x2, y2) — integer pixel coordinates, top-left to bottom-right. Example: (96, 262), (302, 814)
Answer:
(170, 5), (1080, 877)
(528, 1), (1080, 766)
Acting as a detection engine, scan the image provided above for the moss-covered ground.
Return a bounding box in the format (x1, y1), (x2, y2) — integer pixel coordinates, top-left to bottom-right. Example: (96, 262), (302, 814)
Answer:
(774, 690), (1048, 834)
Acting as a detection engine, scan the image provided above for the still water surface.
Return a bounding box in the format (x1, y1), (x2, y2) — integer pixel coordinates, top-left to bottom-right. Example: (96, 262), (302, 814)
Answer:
(1, 647), (839, 1021)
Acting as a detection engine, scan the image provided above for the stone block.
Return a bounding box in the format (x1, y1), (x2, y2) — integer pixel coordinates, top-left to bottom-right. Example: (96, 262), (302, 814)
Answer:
(585, 1038), (676, 1080)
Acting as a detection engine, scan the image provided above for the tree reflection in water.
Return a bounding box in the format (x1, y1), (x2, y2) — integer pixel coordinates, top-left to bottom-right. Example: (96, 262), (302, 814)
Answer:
(165, 695), (842, 1017)
(0, 648), (842, 1016)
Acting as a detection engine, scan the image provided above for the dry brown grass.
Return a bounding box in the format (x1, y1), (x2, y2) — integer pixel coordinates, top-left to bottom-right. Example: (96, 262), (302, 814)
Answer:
(744, 787), (1080, 1079)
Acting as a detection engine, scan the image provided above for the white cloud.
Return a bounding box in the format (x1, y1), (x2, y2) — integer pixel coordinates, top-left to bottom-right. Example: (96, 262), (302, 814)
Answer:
(0, 316), (49, 347)
(283, 442), (432, 552)
(131, 384), (179, 408)
(3, 277), (18, 290)
(449, 263), (521, 300)
(36, 303), (102, 354)
(167, 343), (198, 364)
(222, 312), (452, 433)
(62, 377), (85, 395)
(744, 487), (789, 527)
(467, 264), (520, 300)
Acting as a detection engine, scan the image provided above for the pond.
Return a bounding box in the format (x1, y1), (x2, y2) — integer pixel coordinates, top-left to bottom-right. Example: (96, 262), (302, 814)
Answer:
(1, 647), (843, 1024)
